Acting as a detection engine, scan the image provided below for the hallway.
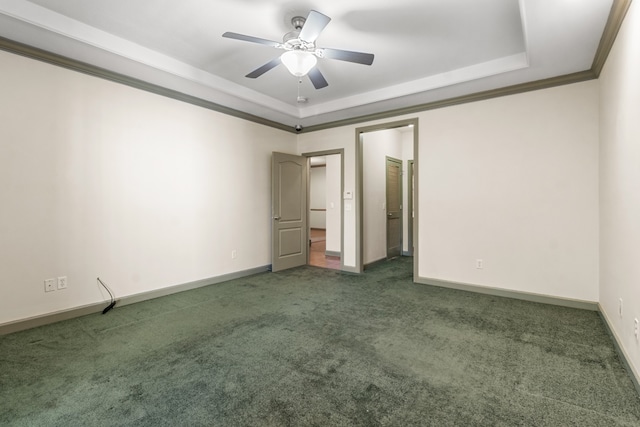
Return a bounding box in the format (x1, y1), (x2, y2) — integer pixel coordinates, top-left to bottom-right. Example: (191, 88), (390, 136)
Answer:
(309, 228), (340, 270)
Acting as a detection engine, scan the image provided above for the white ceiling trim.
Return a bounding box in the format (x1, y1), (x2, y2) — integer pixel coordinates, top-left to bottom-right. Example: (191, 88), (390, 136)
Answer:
(298, 52), (529, 119)
(518, 0), (532, 59)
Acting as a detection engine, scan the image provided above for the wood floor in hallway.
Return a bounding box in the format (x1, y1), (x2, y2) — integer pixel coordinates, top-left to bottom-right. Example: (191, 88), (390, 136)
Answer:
(309, 228), (340, 270)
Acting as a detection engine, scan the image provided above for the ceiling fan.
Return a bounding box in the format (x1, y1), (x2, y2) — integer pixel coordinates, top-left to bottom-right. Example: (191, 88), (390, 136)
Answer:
(222, 10), (374, 89)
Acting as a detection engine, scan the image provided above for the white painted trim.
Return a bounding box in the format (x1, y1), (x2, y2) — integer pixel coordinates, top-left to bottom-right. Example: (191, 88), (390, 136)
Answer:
(518, 0), (532, 68)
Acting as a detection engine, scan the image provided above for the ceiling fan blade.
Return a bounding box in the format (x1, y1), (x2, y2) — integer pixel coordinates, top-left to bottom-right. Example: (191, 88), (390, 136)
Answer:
(246, 57), (282, 78)
(222, 32), (282, 48)
(298, 10), (331, 43)
(308, 67), (328, 89)
(319, 48), (374, 65)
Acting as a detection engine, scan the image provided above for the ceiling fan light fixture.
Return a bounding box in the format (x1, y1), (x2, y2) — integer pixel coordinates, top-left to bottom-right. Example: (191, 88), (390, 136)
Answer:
(281, 50), (317, 77)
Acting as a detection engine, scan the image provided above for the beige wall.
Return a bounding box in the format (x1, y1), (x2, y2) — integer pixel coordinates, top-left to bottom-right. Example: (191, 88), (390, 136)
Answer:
(0, 37), (605, 328)
(599, 0), (640, 384)
(419, 82), (599, 301)
(300, 81), (599, 302)
(0, 50), (297, 324)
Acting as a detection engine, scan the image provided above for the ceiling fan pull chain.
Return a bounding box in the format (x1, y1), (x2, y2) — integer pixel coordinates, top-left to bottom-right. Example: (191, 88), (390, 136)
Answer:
(296, 77), (309, 104)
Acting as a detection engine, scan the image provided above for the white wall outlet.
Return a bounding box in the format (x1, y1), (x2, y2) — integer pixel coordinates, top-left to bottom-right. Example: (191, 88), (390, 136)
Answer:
(634, 318), (639, 341)
(57, 276), (67, 290)
(619, 298), (623, 318)
(476, 259), (484, 269)
(231, 249), (237, 259)
(44, 278), (56, 292)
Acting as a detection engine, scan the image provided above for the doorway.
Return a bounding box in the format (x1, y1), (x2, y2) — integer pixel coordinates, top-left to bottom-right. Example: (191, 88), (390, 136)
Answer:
(386, 156), (402, 259)
(357, 119), (418, 277)
(304, 150), (344, 271)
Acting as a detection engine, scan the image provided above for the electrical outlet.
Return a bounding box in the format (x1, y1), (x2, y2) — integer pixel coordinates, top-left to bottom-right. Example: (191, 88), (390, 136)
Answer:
(619, 298), (623, 318)
(44, 278), (56, 292)
(476, 259), (483, 269)
(231, 249), (237, 259)
(634, 318), (639, 341)
(57, 276), (67, 290)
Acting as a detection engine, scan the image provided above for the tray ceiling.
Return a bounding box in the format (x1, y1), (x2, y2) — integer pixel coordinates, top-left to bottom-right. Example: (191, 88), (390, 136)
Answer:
(0, 0), (617, 130)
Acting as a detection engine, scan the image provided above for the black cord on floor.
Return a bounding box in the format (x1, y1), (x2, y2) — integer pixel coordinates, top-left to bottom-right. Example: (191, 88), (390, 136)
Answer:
(97, 277), (116, 314)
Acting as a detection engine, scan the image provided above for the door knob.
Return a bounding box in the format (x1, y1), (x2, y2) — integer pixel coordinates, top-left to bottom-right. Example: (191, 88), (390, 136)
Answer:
(274, 216), (280, 220)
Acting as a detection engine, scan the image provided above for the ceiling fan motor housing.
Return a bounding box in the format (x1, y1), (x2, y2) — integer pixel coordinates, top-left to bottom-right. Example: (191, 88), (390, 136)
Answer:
(283, 37), (315, 52)
(283, 16), (315, 52)
(291, 16), (306, 30)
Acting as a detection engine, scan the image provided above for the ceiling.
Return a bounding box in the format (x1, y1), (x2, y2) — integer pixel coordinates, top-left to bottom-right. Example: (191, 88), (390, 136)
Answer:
(0, 0), (619, 131)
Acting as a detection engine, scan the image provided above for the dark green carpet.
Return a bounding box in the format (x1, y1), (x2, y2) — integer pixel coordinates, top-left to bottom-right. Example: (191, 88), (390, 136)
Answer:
(1, 257), (639, 426)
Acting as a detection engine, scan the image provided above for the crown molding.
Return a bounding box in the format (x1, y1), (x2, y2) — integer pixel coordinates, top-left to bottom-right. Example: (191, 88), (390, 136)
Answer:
(0, 36), (295, 133)
(0, 0), (632, 134)
(303, 70), (596, 133)
(592, 0), (633, 77)
(302, 0), (632, 133)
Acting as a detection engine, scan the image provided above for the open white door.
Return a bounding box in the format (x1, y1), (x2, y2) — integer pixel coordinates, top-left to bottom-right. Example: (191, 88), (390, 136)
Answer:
(272, 152), (308, 272)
